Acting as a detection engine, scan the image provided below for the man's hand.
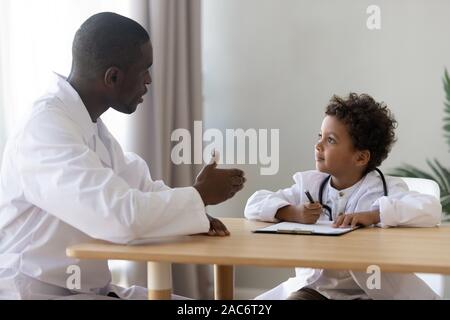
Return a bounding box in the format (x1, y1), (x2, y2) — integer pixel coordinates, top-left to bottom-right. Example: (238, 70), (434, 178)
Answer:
(332, 210), (380, 228)
(193, 162), (246, 206)
(205, 214), (230, 236)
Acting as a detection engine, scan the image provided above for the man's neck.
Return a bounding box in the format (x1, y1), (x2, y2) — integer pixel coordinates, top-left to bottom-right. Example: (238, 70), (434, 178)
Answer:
(67, 74), (108, 123)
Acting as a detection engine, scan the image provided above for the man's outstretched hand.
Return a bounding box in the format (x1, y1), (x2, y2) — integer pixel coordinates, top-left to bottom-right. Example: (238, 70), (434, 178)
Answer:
(193, 162), (246, 206)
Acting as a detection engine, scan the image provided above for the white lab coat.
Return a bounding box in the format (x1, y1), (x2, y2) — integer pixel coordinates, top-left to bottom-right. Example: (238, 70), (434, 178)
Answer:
(0, 74), (210, 299)
(244, 170), (442, 300)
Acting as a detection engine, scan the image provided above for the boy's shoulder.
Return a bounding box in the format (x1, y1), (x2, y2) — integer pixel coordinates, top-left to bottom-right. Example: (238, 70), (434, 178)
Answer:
(365, 171), (408, 189)
(357, 170), (408, 197)
(292, 170), (329, 186)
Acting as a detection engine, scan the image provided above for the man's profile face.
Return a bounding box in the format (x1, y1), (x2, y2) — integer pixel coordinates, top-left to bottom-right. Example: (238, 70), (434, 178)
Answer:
(114, 41), (153, 114)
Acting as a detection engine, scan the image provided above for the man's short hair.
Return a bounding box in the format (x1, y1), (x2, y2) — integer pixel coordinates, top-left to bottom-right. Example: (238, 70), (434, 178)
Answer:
(325, 93), (397, 173)
(72, 12), (150, 78)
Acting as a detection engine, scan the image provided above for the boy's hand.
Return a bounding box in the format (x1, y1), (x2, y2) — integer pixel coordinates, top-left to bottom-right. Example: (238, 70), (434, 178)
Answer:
(333, 210), (380, 228)
(205, 213), (230, 236)
(298, 202), (322, 224)
(275, 203), (322, 224)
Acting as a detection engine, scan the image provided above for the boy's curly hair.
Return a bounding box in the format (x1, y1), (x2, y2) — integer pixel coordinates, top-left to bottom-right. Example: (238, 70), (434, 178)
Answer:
(325, 93), (397, 173)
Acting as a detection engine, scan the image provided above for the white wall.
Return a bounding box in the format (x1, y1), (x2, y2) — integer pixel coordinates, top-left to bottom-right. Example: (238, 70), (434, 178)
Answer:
(202, 0), (450, 293)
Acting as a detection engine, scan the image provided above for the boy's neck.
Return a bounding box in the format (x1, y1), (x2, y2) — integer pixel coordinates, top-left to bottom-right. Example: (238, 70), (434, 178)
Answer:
(330, 171), (365, 190)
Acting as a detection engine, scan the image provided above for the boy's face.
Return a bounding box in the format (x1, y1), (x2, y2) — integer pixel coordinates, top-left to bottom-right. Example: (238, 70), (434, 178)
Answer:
(315, 115), (368, 177)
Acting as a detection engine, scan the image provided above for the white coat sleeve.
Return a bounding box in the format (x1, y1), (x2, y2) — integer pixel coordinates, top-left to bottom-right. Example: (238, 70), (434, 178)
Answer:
(373, 181), (442, 228)
(17, 111), (209, 244)
(244, 184), (301, 222)
(120, 151), (170, 193)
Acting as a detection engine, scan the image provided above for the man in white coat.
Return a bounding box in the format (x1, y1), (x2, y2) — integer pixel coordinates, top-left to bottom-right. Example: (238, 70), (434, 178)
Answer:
(0, 12), (245, 299)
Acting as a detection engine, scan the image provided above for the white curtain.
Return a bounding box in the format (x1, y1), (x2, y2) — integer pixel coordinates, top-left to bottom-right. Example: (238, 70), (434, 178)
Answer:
(119, 0), (212, 299)
(0, 0), (133, 157)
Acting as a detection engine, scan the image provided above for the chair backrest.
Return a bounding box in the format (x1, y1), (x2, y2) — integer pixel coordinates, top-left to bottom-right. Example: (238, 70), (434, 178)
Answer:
(400, 177), (440, 199)
(400, 176), (443, 297)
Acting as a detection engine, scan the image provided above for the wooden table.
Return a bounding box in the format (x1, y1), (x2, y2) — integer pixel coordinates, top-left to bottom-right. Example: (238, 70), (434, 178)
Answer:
(66, 218), (450, 299)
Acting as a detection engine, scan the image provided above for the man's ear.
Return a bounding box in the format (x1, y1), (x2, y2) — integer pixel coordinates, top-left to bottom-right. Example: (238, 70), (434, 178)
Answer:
(104, 67), (122, 87)
(355, 150), (370, 167)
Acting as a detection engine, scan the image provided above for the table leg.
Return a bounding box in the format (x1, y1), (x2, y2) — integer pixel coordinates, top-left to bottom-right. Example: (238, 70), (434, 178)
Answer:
(147, 261), (172, 300)
(214, 265), (234, 300)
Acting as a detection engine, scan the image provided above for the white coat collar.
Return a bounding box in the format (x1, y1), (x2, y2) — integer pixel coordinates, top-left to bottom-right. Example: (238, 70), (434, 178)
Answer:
(49, 73), (97, 142)
(49, 73), (111, 167)
(327, 174), (366, 200)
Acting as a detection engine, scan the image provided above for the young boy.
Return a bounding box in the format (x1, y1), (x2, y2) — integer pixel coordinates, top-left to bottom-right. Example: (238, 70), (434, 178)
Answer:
(244, 93), (442, 300)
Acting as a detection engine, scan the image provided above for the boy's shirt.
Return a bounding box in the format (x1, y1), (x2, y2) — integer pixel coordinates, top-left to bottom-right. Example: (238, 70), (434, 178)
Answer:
(244, 170), (442, 300)
(245, 170), (441, 227)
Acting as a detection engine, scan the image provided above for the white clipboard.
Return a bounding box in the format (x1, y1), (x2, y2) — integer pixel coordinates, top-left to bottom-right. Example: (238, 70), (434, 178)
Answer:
(253, 220), (359, 236)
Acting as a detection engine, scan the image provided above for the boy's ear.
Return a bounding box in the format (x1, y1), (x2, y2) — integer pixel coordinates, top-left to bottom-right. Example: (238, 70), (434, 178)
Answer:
(104, 67), (123, 87)
(355, 150), (370, 167)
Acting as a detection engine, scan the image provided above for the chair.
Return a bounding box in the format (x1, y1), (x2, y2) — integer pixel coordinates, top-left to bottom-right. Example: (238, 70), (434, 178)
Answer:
(400, 177), (440, 200)
(400, 177), (444, 297)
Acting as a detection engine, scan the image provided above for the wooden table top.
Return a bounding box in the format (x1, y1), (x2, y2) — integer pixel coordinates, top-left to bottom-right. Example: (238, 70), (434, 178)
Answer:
(67, 218), (450, 274)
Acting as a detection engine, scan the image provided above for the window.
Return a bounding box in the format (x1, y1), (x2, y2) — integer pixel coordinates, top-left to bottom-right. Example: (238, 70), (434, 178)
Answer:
(0, 0), (135, 158)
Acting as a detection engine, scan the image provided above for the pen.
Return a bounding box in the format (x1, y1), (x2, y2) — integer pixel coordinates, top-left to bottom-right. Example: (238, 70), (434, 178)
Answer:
(304, 190), (315, 204)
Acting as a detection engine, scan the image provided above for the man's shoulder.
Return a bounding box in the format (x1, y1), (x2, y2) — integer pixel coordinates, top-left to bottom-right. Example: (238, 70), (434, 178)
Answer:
(26, 96), (73, 127)
(14, 97), (82, 145)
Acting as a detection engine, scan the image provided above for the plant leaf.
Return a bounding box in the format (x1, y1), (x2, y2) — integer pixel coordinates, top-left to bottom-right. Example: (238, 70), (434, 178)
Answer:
(389, 165), (436, 180)
(433, 159), (450, 192)
(426, 159), (449, 193)
(389, 69), (450, 219)
(444, 69), (450, 151)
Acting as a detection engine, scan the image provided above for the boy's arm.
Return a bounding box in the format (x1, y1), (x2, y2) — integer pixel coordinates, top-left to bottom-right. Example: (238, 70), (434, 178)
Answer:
(368, 179), (442, 227)
(244, 184), (300, 222)
(334, 178), (442, 228)
(244, 171), (326, 222)
(332, 196), (441, 229)
(375, 191), (442, 227)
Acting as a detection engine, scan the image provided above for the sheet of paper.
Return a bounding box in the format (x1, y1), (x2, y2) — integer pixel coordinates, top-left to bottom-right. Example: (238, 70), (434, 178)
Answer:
(254, 220), (358, 235)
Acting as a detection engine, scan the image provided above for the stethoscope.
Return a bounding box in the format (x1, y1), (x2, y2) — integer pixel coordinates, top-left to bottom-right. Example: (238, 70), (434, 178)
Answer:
(318, 168), (388, 221)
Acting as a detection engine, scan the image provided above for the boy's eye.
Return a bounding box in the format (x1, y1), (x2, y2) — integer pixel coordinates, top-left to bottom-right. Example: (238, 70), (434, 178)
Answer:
(317, 133), (322, 140)
(327, 137), (336, 144)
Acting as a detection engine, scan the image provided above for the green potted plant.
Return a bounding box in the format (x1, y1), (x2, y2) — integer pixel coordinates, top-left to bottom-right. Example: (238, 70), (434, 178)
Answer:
(390, 70), (450, 220)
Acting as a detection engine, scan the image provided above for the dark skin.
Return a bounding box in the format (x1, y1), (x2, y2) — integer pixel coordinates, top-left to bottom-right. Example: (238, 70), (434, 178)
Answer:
(68, 40), (244, 236)
(68, 42), (153, 122)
